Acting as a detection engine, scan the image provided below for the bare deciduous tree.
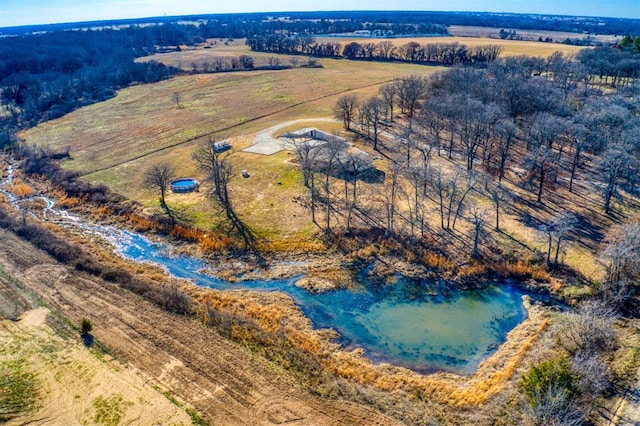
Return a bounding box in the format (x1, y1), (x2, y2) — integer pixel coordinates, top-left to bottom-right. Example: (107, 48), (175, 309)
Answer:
(572, 351), (610, 397)
(493, 118), (517, 181)
(361, 96), (385, 150)
(378, 81), (398, 122)
(268, 56), (281, 67)
(292, 138), (317, 188)
(375, 40), (395, 60)
(334, 94), (359, 130)
(417, 97), (447, 157)
(468, 203), (488, 258)
(316, 140), (343, 233)
(489, 181), (508, 231)
(193, 139), (234, 208)
(524, 144), (556, 203)
(396, 76), (427, 118)
(543, 212), (577, 267)
(451, 169), (480, 230)
(428, 166), (457, 230)
(601, 221), (640, 309)
(382, 162), (403, 236)
(567, 122), (587, 192)
(559, 300), (617, 354)
(172, 91), (182, 109)
(405, 165), (428, 238)
(144, 162), (176, 223)
(597, 142), (634, 214)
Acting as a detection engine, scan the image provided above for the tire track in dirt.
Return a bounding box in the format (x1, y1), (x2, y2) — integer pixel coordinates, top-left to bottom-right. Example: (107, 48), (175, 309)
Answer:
(0, 229), (400, 425)
(79, 78), (393, 177)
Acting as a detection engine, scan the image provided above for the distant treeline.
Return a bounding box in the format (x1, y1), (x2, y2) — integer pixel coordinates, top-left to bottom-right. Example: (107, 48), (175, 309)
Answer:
(1, 10), (638, 149)
(2, 11), (637, 38)
(247, 35), (503, 66)
(0, 12), (448, 39)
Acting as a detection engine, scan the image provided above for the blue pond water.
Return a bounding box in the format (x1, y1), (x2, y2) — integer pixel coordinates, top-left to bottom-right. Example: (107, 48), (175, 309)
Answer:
(113, 229), (526, 375)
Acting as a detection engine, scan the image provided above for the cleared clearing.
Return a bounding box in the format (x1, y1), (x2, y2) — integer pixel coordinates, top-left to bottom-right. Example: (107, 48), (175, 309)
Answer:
(24, 52), (437, 235)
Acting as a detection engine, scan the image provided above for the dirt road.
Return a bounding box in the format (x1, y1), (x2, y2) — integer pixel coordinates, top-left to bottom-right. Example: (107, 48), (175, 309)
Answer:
(0, 227), (399, 425)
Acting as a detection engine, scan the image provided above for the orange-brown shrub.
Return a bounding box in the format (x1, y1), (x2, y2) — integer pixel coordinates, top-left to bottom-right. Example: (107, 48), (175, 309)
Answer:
(10, 182), (35, 198)
(421, 252), (452, 269)
(457, 260), (550, 283)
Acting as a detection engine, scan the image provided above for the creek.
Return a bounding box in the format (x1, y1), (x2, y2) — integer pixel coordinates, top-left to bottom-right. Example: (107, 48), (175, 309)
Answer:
(0, 165), (527, 374)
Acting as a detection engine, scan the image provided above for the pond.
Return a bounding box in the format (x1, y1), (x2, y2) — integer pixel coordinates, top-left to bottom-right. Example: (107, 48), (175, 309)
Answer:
(0, 164), (527, 375)
(111, 229), (527, 375)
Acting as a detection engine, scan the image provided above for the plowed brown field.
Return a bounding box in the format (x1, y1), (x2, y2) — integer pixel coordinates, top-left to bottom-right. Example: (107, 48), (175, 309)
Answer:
(0, 227), (399, 425)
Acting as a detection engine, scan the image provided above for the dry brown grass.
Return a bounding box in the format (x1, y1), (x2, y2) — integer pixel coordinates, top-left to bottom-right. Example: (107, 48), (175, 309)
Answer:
(457, 261), (551, 283)
(5, 186), (552, 414)
(139, 38), (312, 70)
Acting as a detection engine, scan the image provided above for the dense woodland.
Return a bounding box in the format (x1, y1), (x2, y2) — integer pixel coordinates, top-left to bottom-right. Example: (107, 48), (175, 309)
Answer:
(0, 28), (180, 133)
(320, 48), (640, 255)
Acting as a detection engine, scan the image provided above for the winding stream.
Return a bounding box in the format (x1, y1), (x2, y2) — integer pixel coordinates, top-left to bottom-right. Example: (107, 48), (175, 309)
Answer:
(0, 164), (527, 374)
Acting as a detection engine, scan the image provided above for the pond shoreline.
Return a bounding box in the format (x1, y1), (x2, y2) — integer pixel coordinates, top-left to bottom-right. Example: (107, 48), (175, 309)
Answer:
(0, 158), (556, 382)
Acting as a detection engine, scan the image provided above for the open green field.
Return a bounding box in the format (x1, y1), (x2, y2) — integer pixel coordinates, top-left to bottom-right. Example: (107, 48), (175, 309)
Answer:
(24, 53), (435, 235)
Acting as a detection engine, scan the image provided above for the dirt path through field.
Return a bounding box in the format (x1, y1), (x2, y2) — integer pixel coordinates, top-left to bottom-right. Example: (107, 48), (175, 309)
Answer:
(0, 228), (399, 425)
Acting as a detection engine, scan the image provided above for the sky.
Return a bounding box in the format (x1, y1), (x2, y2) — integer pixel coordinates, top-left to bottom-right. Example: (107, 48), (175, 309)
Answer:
(0, 0), (638, 28)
